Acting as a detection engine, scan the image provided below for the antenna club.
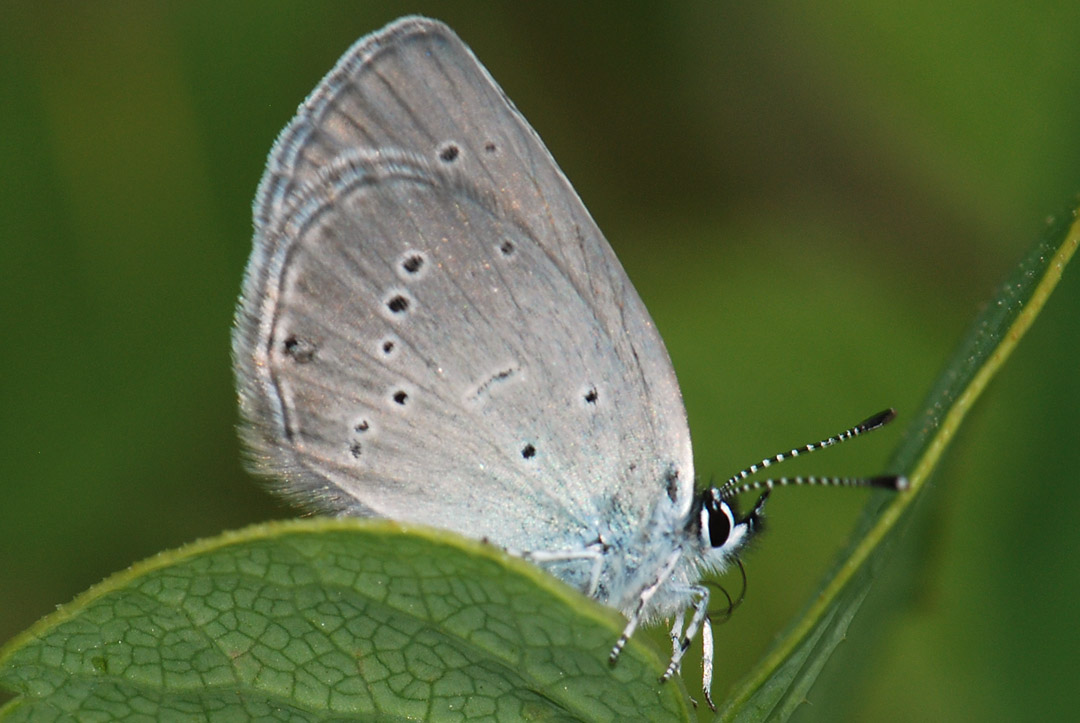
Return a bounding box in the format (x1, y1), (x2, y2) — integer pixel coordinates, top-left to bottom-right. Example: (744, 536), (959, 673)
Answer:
(865, 474), (907, 490)
(861, 408), (898, 431)
(887, 475), (910, 491)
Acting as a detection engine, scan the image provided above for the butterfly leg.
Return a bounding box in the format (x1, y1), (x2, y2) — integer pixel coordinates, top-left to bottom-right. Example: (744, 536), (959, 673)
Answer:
(701, 614), (716, 711)
(669, 608), (686, 659)
(663, 604), (714, 710)
(661, 584), (710, 682)
(609, 549), (682, 665)
(517, 539), (606, 597)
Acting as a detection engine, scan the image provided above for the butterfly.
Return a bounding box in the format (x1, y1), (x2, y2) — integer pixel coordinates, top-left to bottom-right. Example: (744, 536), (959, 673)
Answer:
(232, 16), (905, 708)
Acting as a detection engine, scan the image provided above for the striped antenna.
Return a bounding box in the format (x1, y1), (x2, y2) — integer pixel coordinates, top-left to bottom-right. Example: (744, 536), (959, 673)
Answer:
(715, 409), (907, 501)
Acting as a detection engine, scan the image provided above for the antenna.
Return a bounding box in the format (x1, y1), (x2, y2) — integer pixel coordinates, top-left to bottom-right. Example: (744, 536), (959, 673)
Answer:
(715, 409), (907, 501)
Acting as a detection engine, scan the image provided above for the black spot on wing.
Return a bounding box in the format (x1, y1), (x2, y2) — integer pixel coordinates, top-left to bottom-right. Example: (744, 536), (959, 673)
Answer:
(283, 336), (317, 363)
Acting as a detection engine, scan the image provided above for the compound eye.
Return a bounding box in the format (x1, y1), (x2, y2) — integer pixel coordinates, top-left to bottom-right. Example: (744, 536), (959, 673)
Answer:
(706, 499), (734, 548)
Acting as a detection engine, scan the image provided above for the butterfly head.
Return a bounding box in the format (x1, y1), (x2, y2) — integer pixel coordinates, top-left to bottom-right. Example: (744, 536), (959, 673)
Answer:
(694, 487), (769, 572)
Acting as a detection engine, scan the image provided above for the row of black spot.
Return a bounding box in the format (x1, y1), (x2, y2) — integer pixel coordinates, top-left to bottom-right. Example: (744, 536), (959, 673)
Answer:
(437, 139), (500, 165)
(354, 136), (561, 466)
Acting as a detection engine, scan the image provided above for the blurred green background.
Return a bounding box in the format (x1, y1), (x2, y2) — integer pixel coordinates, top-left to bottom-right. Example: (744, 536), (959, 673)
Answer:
(2, 2), (1078, 720)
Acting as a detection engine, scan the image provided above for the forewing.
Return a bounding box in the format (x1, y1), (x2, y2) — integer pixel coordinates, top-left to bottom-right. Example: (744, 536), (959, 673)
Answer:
(233, 17), (694, 550)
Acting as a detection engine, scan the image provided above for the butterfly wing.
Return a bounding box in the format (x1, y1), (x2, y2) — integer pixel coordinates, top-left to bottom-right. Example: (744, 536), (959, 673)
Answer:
(233, 16), (694, 553)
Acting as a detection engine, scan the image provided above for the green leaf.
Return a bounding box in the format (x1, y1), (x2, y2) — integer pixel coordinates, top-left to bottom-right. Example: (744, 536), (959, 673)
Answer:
(715, 203), (1080, 721)
(0, 519), (691, 721)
